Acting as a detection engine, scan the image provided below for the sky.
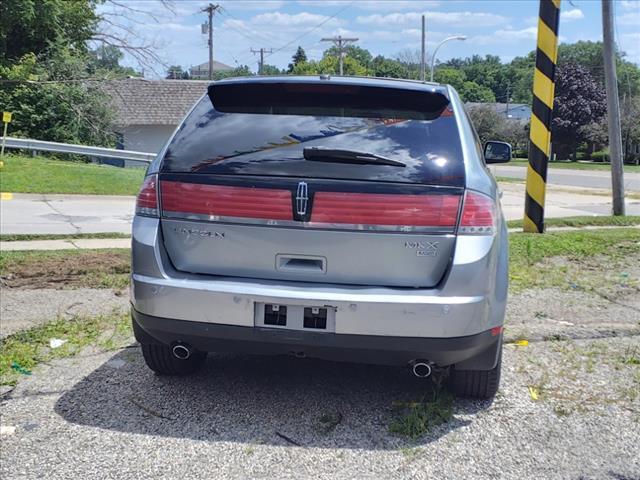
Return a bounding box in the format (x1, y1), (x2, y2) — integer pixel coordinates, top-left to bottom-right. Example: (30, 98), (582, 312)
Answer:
(96, 0), (640, 77)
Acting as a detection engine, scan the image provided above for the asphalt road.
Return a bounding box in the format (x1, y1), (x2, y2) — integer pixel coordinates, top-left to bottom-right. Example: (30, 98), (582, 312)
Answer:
(2, 182), (639, 235)
(490, 165), (640, 191)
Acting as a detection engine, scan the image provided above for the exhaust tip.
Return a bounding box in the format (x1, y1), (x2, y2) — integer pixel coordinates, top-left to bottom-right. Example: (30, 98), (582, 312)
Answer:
(411, 361), (432, 378)
(172, 344), (191, 360)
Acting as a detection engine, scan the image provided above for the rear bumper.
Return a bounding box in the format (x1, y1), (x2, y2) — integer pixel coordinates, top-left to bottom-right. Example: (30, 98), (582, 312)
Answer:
(132, 272), (495, 338)
(132, 308), (502, 369)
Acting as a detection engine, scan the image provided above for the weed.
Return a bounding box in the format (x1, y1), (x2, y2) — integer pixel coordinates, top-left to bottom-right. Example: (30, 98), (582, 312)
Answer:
(0, 312), (132, 386)
(507, 215), (640, 229)
(544, 334), (568, 342)
(389, 390), (453, 439)
(400, 447), (422, 460)
(509, 229), (640, 292)
(0, 232), (131, 242)
(317, 412), (343, 433)
(553, 405), (573, 417)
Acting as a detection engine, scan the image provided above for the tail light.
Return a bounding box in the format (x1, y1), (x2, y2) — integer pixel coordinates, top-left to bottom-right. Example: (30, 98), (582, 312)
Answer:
(160, 181), (292, 221)
(136, 174), (158, 217)
(459, 190), (497, 235)
(310, 192), (461, 231)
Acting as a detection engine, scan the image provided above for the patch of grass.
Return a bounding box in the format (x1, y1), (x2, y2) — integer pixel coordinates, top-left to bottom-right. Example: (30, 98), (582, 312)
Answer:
(0, 232), (131, 242)
(0, 312), (132, 386)
(509, 228), (640, 292)
(317, 412), (343, 433)
(507, 215), (640, 229)
(0, 248), (130, 289)
(400, 447), (423, 459)
(507, 158), (639, 173)
(495, 176), (524, 183)
(617, 346), (640, 367)
(0, 154), (145, 195)
(389, 390), (453, 439)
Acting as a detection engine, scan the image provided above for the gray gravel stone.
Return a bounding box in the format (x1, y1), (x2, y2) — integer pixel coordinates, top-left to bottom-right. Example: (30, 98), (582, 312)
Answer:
(0, 335), (638, 480)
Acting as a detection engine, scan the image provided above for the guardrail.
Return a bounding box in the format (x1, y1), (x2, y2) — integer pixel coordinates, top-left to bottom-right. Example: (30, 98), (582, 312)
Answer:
(0, 136), (155, 163)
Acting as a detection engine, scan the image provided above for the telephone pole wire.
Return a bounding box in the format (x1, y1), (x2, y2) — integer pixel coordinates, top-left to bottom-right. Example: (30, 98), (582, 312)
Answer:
(602, 0), (625, 215)
(201, 3), (220, 80)
(321, 35), (359, 75)
(251, 47), (273, 75)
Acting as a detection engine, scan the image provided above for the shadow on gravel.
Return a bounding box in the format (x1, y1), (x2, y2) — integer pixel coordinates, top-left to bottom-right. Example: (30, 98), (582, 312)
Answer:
(54, 346), (490, 450)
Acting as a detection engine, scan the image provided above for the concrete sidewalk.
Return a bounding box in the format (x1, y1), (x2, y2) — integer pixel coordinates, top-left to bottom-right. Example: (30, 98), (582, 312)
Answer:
(0, 238), (131, 251)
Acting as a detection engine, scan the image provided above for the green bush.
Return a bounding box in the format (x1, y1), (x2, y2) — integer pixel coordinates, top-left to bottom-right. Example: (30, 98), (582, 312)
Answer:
(513, 149), (528, 158)
(590, 150), (609, 162)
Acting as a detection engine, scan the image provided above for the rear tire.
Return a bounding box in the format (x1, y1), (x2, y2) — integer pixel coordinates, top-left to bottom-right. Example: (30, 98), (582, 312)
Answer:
(449, 349), (502, 399)
(141, 344), (206, 375)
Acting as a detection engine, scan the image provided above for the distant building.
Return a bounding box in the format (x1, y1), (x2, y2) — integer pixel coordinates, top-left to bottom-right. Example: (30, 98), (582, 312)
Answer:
(466, 102), (531, 122)
(189, 60), (233, 79)
(102, 78), (210, 154)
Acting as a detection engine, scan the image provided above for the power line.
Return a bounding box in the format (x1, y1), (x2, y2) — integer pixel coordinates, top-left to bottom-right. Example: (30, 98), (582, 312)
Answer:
(218, 8), (273, 45)
(264, 2), (354, 60)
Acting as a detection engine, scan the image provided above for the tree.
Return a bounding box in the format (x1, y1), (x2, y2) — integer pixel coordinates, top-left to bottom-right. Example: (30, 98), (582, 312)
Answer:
(433, 68), (466, 92)
(212, 65), (252, 80)
(621, 96), (640, 164)
(260, 64), (282, 76)
(292, 56), (368, 76)
(467, 105), (505, 144)
(0, 52), (115, 147)
(166, 65), (185, 79)
(552, 63), (607, 160)
(459, 81), (496, 103)
(370, 55), (407, 79)
(0, 0), (98, 65)
(324, 45), (372, 68)
(287, 46), (307, 73)
(395, 48), (421, 80)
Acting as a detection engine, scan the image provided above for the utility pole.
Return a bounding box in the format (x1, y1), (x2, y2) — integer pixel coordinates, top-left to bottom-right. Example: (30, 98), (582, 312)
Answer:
(420, 15), (426, 82)
(321, 35), (359, 75)
(201, 3), (220, 80)
(505, 83), (511, 118)
(602, 0), (625, 215)
(251, 47), (273, 75)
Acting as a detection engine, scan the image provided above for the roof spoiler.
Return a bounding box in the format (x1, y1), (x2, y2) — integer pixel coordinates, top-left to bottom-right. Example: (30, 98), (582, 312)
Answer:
(207, 82), (450, 120)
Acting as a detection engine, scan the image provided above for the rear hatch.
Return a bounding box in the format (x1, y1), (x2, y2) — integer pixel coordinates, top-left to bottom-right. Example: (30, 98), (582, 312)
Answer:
(158, 79), (465, 288)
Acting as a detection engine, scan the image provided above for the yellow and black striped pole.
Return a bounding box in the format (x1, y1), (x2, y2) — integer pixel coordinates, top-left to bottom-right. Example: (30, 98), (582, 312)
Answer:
(524, 0), (561, 233)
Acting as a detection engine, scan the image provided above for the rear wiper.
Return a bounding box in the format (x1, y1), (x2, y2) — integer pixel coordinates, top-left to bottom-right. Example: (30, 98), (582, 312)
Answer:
(303, 147), (406, 167)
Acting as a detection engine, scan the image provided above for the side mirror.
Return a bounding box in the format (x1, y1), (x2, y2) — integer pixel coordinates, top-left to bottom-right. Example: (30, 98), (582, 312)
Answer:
(484, 141), (512, 164)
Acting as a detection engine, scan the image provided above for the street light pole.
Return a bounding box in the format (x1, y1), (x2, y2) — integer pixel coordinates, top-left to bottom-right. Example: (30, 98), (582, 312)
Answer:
(430, 35), (466, 82)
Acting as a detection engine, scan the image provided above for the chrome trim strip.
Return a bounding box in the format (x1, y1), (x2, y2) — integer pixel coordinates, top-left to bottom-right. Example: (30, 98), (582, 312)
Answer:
(161, 210), (456, 234)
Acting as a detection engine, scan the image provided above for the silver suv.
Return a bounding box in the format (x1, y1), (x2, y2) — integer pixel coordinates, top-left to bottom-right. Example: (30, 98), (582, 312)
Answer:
(131, 76), (510, 399)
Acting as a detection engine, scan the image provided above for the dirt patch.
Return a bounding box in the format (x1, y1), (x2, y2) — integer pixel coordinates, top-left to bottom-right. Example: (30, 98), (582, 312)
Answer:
(0, 250), (130, 289)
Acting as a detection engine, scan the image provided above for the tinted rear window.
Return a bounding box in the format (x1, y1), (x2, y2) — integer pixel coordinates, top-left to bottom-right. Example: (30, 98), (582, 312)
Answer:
(161, 83), (465, 186)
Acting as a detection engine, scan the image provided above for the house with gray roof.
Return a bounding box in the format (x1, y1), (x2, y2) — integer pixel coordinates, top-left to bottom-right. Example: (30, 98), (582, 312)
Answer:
(189, 60), (234, 79)
(466, 102), (532, 122)
(102, 78), (210, 154)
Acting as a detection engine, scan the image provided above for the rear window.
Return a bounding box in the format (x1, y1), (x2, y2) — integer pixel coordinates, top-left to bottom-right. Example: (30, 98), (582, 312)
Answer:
(160, 82), (465, 186)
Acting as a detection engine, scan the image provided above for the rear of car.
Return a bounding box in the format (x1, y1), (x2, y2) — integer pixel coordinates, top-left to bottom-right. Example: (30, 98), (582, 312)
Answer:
(131, 76), (508, 398)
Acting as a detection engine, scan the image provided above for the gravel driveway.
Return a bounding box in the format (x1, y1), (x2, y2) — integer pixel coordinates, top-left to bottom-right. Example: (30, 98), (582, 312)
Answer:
(1, 336), (638, 479)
